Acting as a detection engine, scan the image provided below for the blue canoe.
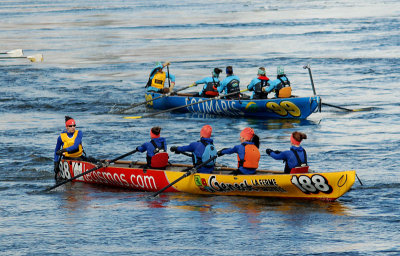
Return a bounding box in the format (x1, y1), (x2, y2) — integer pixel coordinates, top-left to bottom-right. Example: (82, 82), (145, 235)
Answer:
(144, 92), (321, 119)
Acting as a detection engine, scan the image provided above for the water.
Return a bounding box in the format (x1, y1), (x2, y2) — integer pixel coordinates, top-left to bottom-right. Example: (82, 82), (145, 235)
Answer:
(1, 0), (399, 255)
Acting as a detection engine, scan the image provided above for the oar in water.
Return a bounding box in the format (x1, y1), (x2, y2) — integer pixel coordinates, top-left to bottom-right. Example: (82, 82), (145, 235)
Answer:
(120, 83), (198, 113)
(303, 64), (373, 112)
(152, 155), (218, 197)
(0, 53), (43, 62)
(321, 102), (374, 112)
(0, 49), (24, 57)
(44, 149), (138, 192)
(124, 89), (248, 119)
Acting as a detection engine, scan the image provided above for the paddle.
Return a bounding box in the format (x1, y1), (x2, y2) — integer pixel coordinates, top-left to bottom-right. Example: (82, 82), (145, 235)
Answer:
(0, 54), (43, 62)
(303, 64), (372, 112)
(124, 89), (248, 119)
(0, 49), (24, 57)
(44, 149), (138, 192)
(120, 83), (198, 113)
(152, 155), (218, 197)
(321, 102), (373, 112)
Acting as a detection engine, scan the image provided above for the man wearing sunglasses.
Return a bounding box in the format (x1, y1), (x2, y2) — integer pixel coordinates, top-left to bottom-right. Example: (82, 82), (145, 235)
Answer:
(53, 116), (84, 180)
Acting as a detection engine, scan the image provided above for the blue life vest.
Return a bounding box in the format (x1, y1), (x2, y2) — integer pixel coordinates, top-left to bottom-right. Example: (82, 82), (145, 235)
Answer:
(197, 141), (217, 167)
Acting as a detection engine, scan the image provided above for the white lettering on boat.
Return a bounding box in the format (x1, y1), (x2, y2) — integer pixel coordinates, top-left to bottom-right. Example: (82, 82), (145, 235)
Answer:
(81, 167), (157, 190)
(184, 98), (241, 115)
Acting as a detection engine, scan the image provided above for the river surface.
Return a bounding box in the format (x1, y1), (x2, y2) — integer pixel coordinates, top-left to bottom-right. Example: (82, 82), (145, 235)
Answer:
(1, 0), (399, 255)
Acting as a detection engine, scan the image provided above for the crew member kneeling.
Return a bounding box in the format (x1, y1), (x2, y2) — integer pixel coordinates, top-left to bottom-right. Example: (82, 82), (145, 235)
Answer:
(266, 131), (308, 174)
(137, 126), (169, 169)
(218, 127), (260, 175)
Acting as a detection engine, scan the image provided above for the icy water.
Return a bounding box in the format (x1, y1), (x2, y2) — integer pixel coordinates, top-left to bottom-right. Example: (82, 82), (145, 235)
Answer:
(1, 0), (399, 255)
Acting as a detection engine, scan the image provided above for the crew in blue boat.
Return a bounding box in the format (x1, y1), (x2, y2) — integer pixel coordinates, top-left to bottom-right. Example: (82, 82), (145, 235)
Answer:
(218, 66), (241, 99)
(192, 68), (222, 98)
(264, 66), (291, 98)
(170, 125), (217, 174)
(145, 62), (176, 94)
(218, 127), (260, 175)
(266, 131), (308, 174)
(247, 67), (270, 99)
(137, 126), (169, 169)
(54, 116), (85, 180)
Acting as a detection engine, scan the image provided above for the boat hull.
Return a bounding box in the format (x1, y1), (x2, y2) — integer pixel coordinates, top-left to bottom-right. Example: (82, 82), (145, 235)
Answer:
(58, 160), (355, 201)
(144, 92), (320, 119)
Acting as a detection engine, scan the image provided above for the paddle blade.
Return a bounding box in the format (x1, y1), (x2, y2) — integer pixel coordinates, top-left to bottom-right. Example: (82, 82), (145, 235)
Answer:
(7, 49), (24, 57)
(27, 54), (43, 62)
(352, 107), (374, 112)
(123, 116), (143, 119)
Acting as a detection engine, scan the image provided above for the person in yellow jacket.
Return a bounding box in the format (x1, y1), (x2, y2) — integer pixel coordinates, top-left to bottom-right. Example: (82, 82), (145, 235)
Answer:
(146, 62), (176, 93)
(53, 116), (84, 180)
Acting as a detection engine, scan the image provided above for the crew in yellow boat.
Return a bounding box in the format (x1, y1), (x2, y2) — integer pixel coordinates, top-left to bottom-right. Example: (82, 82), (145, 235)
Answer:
(218, 127), (260, 175)
(54, 116), (84, 179)
(266, 131), (308, 174)
(145, 62), (176, 93)
(264, 66), (291, 98)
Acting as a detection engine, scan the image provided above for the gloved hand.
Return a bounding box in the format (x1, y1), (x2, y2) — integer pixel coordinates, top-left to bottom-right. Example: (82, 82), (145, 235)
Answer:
(217, 149), (226, 157)
(136, 147), (140, 151)
(265, 148), (273, 155)
(170, 146), (180, 154)
(56, 149), (67, 155)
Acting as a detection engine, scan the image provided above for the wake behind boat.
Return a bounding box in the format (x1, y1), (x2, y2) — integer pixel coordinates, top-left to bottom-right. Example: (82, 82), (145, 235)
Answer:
(57, 159), (355, 201)
(143, 92), (321, 119)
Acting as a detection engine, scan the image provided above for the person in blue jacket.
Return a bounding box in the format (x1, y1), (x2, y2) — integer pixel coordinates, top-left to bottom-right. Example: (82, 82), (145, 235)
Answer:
(264, 66), (291, 98)
(247, 67), (270, 99)
(265, 131), (307, 173)
(193, 68), (222, 98)
(218, 66), (241, 99)
(54, 116), (85, 180)
(146, 62), (176, 93)
(170, 125), (217, 174)
(218, 127), (260, 175)
(137, 126), (169, 169)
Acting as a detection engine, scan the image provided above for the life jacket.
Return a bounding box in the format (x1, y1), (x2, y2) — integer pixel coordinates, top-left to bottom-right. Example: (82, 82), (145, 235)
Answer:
(276, 75), (291, 98)
(151, 72), (166, 90)
(195, 140), (217, 167)
(237, 143), (260, 169)
(60, 130), (83, 158)
(147, 140), (169, 168)
(226, 79), (240, 95)
(286, 148), (309, 174)
(203, 78), (219, 97)
(254, 76), (270, 99)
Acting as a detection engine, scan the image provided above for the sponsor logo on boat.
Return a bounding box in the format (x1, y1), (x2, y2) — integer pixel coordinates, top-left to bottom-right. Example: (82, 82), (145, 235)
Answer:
(266, 101), (301, 117)
(194, 175), (286, 193)
(291, 174), (333, 194)
(60, 162), (157, 190)
(185, 98), (241, 115)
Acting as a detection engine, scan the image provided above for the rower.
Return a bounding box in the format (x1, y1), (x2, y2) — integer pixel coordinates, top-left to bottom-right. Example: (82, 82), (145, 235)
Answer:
(192, 68), (222, 98)
(218, 127), (260, 175)
(264, 66), (291, 98)
(170, 125), (217, 174)
(218, 66), (241, 99)
(247, 67), (270, 99)
(145, 62), (176, 93)
(265, 131), (309, 174)
(54, 116), (85, 181)
(136, 126), (169, 169)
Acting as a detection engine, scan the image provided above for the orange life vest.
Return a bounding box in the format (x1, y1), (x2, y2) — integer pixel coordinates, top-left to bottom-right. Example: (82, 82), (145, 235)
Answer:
(237, 143), (260, 169)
